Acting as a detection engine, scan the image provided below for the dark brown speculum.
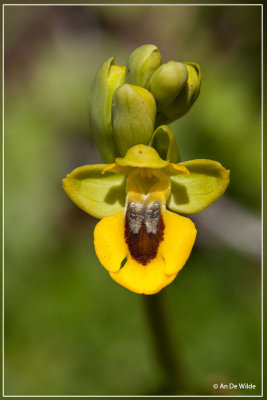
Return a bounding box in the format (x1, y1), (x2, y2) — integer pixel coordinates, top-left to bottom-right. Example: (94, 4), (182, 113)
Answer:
(125, 201), (165, 265)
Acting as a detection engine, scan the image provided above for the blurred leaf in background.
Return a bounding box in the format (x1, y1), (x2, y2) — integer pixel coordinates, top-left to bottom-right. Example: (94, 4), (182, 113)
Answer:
(4, 5), (261, 395)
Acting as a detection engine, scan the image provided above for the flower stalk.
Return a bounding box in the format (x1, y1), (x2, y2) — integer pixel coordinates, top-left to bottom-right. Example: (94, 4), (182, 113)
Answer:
(144, 292), (187, 393)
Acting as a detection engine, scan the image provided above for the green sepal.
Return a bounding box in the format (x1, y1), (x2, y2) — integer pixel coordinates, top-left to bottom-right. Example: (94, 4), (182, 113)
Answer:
(112, 84), (156, 156)
(156, 62), (201, 126)
(150, 125), (180, 163)
(167, 159), (230, 214)
(89, 57), (125, 163)
(63, 164), (126, 219)
(125, 44), (161, 89)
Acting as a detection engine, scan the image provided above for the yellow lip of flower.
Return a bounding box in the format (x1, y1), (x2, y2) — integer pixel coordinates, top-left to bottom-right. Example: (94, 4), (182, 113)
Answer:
(94, 208), (197, 295)
(94, 153), (196, 295)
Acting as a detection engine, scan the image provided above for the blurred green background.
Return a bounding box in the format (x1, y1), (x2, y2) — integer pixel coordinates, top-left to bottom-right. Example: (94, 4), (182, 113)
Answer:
(4, 5), (261, 396)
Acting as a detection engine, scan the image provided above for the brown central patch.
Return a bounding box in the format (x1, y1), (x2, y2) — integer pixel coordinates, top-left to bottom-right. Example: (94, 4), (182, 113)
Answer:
(125, 213), (164, 265)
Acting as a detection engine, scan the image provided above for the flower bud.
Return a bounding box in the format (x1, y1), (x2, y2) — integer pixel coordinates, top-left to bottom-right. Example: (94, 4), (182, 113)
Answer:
(89, 57), (125, 163)
(149, 61), (188, 111)
(156, 62), (201, 126)
(125, 44), (161, 89)
(112, 84), (156, 156)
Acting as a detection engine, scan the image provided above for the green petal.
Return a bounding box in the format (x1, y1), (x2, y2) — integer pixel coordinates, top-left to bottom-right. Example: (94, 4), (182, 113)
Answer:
(63, 165), (126, 219)
(167, 159), (230, 213)
(150, 125), (180, 163)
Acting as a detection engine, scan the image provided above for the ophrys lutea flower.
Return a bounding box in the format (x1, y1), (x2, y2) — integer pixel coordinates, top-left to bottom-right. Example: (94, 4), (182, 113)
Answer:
(63, 144), (229, 294)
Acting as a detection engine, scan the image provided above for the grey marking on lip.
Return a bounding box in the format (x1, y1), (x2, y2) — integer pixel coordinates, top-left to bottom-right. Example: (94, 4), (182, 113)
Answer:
(144, 202), (160, 234)
(127, 201), (145, 234)
(127, 201), (161, 235)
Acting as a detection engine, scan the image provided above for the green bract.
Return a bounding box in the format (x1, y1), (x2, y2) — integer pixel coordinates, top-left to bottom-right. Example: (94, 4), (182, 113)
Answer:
(89, 57), (125, 163)
(112, 84), (156, 156)
(125, 44), (161, 89)
(63, 145), (229, 219)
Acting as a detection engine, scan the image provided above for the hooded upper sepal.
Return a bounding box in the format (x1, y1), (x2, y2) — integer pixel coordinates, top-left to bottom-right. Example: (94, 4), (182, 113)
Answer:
(167, 159), (230, 213)
(150, 125), (180, 163)
(115, 144), (168, 168)
(89, 57), (125, 163)
(62, 164), (126, 219)
(156, 62), (201, 126)
(112, 84), (156, 156)
(125, 44), (161, 89)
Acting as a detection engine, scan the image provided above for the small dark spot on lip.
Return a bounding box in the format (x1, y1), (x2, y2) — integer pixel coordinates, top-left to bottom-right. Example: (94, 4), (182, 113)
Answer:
(138, 150), (143, 154)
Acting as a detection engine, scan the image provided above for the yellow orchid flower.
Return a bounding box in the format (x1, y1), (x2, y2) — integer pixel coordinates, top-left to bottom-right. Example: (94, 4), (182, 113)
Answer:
(63, 144), (229, 295)
(64, 45), (229, 295)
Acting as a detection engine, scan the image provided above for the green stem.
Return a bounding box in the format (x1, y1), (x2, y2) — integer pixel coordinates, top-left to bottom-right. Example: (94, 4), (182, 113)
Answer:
(143, 291), (187, 394)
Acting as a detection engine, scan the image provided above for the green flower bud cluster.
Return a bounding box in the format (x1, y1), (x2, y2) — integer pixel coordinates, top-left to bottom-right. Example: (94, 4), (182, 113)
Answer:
(89, 44), (201, 163)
